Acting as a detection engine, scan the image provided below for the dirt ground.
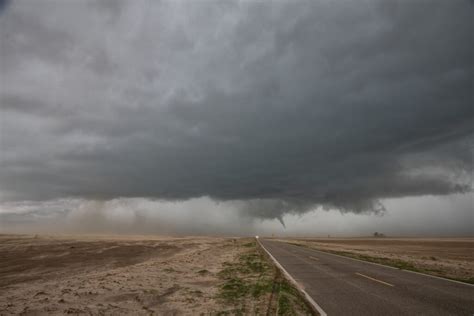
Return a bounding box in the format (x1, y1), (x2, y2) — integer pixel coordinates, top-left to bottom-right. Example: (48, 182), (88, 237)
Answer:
(277, 237), (474, 283)
(0, 234), (232, 315)
(0, 234), (312, 315)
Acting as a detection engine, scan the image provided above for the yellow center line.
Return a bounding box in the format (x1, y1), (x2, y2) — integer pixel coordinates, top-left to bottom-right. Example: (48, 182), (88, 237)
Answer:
(309, 256), (319, 261)
(355, 272), (394, 287)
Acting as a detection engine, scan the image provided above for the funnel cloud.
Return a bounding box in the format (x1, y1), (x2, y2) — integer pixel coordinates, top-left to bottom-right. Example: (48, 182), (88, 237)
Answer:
(0, 0), (472, 229)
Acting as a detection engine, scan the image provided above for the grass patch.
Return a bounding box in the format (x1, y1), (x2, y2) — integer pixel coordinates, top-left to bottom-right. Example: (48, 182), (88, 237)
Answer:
(278, 293), (292, 315)
(276, 278), (313, 315)
(217, 239), (315, 315)
(217, 245), (272, 302)
(220, 277), (249, 300)
(251, 279), (274, 298)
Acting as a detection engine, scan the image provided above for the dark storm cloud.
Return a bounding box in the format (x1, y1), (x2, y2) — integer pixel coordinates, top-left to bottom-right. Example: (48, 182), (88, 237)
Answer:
(0, 0), (10, 13)
(0, 0), (472, 219)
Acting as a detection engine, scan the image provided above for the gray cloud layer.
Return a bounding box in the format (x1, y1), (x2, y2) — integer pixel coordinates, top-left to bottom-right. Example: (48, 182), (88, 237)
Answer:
(0, 0), (472, 219)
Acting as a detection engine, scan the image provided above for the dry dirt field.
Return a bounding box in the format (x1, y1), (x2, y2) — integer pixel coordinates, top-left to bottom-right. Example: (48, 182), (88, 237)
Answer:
(277, 237), (474, 284)
(0, 234), (312, 315)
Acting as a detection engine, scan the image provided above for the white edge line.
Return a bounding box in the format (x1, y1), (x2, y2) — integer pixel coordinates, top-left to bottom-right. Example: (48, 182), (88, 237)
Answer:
(257, 239), (327, 316)
(280, 241), (474, 288)
(355, 272), (394, 287)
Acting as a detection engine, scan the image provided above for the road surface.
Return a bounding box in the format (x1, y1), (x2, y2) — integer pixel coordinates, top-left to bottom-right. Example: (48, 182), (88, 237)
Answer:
(259, 239), (474, 316)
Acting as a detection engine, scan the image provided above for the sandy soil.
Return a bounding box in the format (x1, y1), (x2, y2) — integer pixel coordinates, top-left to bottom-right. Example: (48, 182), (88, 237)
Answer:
(277, 237), (474, 283)
(0, 234), (248, 315)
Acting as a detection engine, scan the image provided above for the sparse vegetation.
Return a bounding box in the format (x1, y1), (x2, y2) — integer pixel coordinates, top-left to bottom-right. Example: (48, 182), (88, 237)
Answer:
(276, 278), (313, 315)
(217, 239), (315, 315)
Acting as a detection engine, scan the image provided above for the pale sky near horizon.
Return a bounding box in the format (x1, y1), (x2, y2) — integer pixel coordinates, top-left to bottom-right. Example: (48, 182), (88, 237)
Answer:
(1, 193), (472, 236)
(0, 0), (472, 235)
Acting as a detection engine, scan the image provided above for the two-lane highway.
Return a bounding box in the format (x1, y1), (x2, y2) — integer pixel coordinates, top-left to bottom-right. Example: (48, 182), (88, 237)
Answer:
(260, 239), (474, 316)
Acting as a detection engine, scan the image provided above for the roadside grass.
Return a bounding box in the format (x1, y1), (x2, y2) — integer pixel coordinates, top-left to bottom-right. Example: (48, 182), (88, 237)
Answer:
(217, 240), (315, 315)
(287, 242), (474, 285)
(276, 278), (314, 316)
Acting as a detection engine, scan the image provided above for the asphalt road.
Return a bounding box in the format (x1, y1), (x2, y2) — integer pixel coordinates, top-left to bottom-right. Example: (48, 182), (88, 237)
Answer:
(259, 239), (474, 316)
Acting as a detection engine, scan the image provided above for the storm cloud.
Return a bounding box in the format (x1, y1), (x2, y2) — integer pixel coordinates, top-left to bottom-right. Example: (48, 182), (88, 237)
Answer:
(0, 0), (472, 220)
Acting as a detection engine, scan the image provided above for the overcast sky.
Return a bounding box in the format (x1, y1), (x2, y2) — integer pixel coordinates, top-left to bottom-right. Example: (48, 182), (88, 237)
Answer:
(0, 0), (472, 235)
